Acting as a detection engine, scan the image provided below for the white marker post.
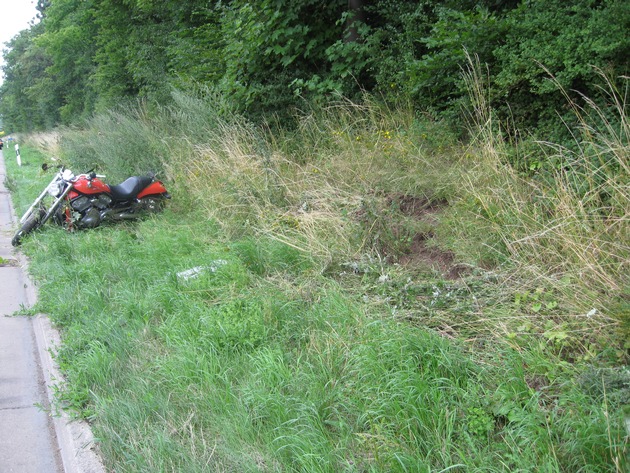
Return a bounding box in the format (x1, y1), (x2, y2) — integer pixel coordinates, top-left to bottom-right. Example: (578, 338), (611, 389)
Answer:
(15, 143), (21, 167)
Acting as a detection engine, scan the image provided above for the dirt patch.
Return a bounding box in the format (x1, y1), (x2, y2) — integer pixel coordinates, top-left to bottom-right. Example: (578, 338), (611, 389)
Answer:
(355, 192), (469, 279)
(399, 232), (468, 279)
(388, 194), (469, 279)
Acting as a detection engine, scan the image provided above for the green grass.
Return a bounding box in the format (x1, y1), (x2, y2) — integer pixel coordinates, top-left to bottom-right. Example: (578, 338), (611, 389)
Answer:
(8, 86), (629, 472)
(3, 143), (51, 217)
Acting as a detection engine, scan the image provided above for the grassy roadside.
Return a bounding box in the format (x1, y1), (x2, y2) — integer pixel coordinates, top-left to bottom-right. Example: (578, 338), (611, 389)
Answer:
(3, 143), (51, 217)
(7, 81), (628, 471)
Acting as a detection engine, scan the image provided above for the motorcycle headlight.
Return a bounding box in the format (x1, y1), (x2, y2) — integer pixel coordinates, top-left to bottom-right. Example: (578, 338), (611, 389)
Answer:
(47, 181), (63, 196)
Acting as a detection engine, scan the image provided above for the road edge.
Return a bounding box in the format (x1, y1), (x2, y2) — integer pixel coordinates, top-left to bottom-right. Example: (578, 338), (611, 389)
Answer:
(5, 146), (106, 473)
(32, 313), (106, 473)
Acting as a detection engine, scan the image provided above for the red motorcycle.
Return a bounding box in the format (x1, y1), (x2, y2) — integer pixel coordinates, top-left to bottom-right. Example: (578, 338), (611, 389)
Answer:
(12, 166), (170, 246)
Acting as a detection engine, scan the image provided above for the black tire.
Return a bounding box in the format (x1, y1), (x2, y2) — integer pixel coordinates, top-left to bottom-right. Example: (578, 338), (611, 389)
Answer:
(12, 210), (45, 246)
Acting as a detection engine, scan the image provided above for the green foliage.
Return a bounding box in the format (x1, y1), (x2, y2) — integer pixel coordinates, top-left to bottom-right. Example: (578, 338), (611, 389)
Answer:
(219, 0), (346, 115)
(493, 0), (630, 138)
(407, 5), (506, 114)
(2, 0), (628, 139)
(0, 27), (57, 131)
(35, 0), (98, 123)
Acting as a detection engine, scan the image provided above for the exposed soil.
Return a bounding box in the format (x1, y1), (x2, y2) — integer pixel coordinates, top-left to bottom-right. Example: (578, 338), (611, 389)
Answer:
(383, 193), (469, 280)
(399, 232), (469, 279)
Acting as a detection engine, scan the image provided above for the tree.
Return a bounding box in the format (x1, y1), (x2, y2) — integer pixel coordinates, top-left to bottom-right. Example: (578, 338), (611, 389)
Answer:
(36, 0), (98, 123)
(493, 0), (630, 136)
(347, 0), (367, 42)
(0, 27), (57, 131)
(2, 0), (628, 136)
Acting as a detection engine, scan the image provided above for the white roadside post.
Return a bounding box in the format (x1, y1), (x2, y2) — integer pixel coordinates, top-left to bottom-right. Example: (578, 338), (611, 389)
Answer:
(15, 143), (21, 167)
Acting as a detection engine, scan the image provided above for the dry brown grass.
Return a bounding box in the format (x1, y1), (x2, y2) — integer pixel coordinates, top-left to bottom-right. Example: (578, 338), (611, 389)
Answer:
(19, 131), (62, 158)
(170, 101), (458, 265)
(460, 55), (629, 316)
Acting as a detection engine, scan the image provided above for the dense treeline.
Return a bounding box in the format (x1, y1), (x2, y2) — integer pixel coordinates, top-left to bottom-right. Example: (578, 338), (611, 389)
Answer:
(1, 0), (628, 135)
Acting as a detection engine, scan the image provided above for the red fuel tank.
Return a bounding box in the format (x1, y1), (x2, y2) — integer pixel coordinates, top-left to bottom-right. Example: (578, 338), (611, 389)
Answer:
(72, 176), (110, 195)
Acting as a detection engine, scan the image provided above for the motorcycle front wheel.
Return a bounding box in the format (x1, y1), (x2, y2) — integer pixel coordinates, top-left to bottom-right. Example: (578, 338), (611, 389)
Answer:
(12, 208), (46, 246)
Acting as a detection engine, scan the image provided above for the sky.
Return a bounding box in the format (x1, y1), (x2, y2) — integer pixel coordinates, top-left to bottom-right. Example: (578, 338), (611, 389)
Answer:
(0, 0), (40, 81)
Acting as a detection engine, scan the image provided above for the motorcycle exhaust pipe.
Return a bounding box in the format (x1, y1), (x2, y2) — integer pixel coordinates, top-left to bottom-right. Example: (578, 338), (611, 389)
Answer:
(99, 208), (136, 221)
(112, 212), (138, 220)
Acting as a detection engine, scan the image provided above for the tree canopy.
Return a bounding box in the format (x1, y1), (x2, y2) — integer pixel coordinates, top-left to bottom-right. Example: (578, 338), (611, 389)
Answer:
(1, 0), (628, 134)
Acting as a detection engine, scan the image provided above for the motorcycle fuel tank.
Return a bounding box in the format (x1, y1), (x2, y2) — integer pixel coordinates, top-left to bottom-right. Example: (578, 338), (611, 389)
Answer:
(73, 177), (110, 195)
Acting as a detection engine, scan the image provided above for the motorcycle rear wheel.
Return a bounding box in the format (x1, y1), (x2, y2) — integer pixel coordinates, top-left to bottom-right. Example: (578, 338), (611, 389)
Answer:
(139, 195), (166, 213)
(12, 208), (46, 246)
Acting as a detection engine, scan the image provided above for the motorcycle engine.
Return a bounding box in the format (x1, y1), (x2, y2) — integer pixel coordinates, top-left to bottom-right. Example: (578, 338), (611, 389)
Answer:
(71, 195), (110, 228)
(94, 194), (112, 209)
(71, 194), (112, 212)
(70, 195), (91, 212)
(78, 207), (101, 228)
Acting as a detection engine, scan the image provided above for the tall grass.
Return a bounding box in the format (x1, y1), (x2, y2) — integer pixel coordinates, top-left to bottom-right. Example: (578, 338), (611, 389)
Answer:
(59, 104), (170, 183)
(163, 94), (460, 265)
(11, 81), (628, 472)
(455, 55), (629, 320)
(29, 216), (621, 472)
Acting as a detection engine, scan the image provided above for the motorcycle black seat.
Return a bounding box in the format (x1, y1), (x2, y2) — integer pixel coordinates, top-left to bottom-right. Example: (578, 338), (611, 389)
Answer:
(109, 176), (153, 201)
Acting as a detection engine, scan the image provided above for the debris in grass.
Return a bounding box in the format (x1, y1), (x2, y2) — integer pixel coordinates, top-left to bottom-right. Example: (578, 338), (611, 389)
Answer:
(176, 260), (228, 281)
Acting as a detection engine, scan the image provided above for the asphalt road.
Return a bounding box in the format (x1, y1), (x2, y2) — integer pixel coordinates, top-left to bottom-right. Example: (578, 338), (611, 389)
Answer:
(0, 149), (104, 473)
